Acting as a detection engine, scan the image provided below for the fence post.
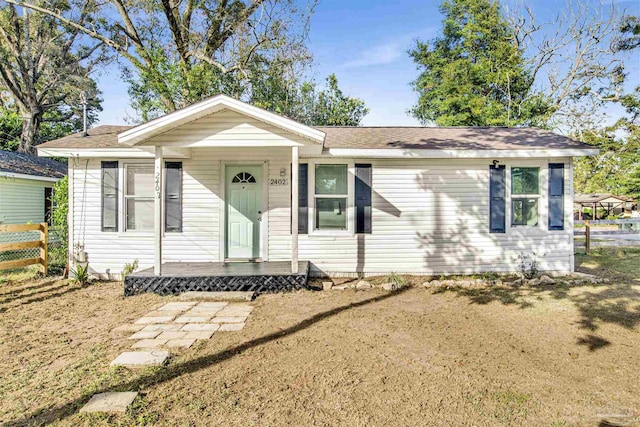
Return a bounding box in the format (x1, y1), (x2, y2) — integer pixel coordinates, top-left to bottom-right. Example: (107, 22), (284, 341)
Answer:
(584, 219), (590, 255)
(40, 222), (48, 275)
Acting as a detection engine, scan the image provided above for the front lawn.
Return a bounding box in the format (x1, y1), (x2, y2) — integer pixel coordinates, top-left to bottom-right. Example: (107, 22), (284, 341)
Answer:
(0, 252), (638, 426)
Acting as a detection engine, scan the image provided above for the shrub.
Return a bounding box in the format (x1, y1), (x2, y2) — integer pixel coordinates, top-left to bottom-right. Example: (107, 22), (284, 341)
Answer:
(518, 252), (539, 279)
(386, 272), (407, 288)
(71, 263), (90, 285)
(122, 259), (139, 281)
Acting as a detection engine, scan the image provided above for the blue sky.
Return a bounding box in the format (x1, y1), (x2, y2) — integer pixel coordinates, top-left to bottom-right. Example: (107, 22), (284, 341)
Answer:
(95, 0), (640, 127)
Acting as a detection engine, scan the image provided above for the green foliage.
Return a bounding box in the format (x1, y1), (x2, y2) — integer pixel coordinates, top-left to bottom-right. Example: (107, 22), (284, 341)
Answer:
(613, 15), (640, 52)
(253, 73), (369, 126)
(52, 176), (68, 248)
(311, 74), (369, 126)
(574, 87), (640, 198)
(122, 259), (139, 281)
(409, 0), (551, 126)
(0, 2), (103, 152)
(71, 263), (90, 285)
(385, 272), (408, 289)
(48, 176), (69, 274)
(0, 109), (20, 150)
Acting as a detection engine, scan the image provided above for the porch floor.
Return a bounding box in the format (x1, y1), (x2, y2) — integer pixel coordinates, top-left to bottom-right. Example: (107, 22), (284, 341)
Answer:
(124, 261), (310, 296)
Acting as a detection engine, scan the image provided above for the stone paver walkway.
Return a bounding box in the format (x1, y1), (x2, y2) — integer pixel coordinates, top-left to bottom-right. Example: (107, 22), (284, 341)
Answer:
(93, 301), (254, 414)
(115, 301), (253, 350)
(79, 392), (139, 413)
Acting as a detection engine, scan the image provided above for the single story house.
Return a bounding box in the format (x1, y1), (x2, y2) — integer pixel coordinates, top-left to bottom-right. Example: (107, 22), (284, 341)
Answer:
(37, 95), (597, 285)
(0, 150), (66, 225)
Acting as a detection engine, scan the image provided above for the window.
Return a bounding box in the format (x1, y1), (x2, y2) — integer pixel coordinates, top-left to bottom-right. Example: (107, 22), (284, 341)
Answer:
(232, 172), (256, 183)
(511, 167), (539, 226)
(314, 164), (348, 230)
(125, 164), (154, 231)
(101, 161), (118, 232)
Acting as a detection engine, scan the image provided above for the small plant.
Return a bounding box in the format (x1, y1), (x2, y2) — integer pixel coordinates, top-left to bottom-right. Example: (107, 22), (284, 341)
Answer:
(122, 259), (139, 280)
(71, 263), (90, 285)
(386, 272), (407, 289)
(518, 252), (539, 279)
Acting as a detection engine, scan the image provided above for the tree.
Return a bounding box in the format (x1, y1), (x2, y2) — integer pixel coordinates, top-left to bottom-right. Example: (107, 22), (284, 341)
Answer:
(573, 86), (640, 197)
(309, 74), (369, 126)
(409, 0), (551, 126)
(0, 2), (103, 153)
(507, 2), (633, 130)
(9, 0), (316, 122)
(252, 73), (368, 126)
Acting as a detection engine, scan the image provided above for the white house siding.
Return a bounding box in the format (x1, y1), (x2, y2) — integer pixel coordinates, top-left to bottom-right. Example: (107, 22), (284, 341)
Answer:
(296, 157), (574, 276)
(71, 147), (292, 277)
(72, 150), (574, 277)
(0, 177), (51, 224)
(142, 109), (308, 147)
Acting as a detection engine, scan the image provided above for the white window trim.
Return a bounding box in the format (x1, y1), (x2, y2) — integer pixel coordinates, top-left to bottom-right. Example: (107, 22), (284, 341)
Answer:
(511, 166), (541, 227)
(307, 159), (355, 237)
(505, 161), (549, 233)
(119, 161), (155, 235)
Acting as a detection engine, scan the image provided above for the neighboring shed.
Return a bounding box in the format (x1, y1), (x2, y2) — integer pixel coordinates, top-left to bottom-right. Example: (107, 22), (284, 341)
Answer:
(573, 193), (635, 220)
(0, 150), (66, 225)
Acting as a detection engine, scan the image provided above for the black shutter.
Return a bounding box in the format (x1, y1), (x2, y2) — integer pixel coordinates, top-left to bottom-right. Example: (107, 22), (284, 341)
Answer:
(44, 187), (53, 226)
(489, 165), (506, 233)
(298, 164), (308, 234)
(548, 163), (564, 230)
(165, 162), (182, 232)
(355, 164), (372, 234)
(101, 161), (118, 232)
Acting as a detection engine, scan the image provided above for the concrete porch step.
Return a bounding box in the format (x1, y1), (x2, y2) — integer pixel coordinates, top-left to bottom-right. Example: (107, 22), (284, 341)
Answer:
(178, 291), (255, 302)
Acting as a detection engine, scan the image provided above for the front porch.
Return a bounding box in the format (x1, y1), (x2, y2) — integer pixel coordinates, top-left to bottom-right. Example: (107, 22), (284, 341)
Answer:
(124, 261), (310, 296)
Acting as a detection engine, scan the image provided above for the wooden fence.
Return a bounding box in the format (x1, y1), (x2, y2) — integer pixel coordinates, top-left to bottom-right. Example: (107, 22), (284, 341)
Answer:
(0, 223), (48, 274)
(574, 218), (640, 253)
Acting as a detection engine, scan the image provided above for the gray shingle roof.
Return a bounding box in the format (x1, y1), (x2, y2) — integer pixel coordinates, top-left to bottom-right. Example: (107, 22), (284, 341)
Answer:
(316, 126), (592, 150)
(37, 125), (131, 149)
(0, 150), (66, 178)
(37, 124), (591, 151)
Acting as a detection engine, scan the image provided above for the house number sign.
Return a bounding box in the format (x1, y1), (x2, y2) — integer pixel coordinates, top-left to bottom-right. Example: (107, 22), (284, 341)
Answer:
(155, 172), (161, 198)
(270, 178), (288, 186)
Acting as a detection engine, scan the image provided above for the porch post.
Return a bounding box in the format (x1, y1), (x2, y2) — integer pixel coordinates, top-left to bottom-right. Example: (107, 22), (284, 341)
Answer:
(154, 146), (163, 275)
(291, 146), (299, 274)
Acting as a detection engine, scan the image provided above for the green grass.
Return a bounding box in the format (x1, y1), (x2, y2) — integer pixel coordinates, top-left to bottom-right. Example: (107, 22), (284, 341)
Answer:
(0, 266), (42, 285)
(576, 247), (640, 281)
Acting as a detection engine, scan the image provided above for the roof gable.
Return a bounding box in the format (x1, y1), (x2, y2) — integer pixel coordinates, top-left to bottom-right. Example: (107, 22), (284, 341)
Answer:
(118, 94), (325, 146)
(139, 108), (316, 148)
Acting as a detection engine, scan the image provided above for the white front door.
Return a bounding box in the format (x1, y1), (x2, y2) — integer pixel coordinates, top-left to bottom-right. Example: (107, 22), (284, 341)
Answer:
(226, 165), (262, 259)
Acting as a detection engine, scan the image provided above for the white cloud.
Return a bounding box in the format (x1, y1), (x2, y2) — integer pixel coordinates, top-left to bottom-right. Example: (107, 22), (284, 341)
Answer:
(339, 27), (437, 69)
(341, 42), (404, 69)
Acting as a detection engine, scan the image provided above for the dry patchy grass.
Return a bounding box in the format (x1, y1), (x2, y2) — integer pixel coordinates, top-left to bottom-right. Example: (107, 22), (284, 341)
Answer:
(0, 256), (638, 426)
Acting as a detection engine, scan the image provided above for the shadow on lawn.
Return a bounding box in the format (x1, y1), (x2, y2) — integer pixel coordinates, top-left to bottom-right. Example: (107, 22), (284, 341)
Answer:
(5, 287), (410, 427)
(435, 280), (640, 351)
(0, 280), (89, 313)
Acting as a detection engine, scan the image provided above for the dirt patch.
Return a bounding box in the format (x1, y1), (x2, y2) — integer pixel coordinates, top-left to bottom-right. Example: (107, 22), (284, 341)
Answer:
(1, 266), (639, 426)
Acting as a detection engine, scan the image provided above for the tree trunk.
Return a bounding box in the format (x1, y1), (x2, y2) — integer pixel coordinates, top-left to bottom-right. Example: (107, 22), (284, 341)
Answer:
(19, 110), (41, 154)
